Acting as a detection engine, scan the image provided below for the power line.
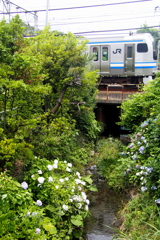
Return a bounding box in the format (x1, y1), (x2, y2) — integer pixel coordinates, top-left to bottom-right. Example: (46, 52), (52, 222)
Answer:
(0, 0), (153, 14)
(74, 25), (160, 35)
(51, 9), (155, 22)
(52, 14), (159, 26)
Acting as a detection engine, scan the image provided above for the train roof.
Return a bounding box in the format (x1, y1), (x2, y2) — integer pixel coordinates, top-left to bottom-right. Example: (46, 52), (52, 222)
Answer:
(84, 33), (154, 44)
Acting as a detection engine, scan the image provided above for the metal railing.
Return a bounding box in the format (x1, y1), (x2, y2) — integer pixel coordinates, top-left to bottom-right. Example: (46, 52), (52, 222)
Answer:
(96, 84), (140, 103)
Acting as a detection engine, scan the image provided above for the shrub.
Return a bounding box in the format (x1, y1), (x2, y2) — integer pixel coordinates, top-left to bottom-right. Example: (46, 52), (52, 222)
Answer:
(0, 157), (94, 239)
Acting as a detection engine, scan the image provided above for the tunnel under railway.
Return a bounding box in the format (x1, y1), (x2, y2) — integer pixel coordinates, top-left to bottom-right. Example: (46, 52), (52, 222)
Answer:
(95, 81), (140, 137)
(95, 103), (121, 138)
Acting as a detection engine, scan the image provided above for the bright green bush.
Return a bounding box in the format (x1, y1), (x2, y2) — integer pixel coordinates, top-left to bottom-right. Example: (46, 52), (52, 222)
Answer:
(0, 172), (45, 240)
(0, 158), (93, 239)
(95, 138), (123, 178)
(111, 76), (160, 239)
(112, 117), (160, 195)
(114, 193), (160, 240)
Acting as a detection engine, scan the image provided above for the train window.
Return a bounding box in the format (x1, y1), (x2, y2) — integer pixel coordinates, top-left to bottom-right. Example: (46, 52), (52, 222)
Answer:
(127, 46), (133, 58)
(153, 41), (157, 60)
(92, 47), (98, 61)
(102, 47), (108, 61)
(137, 43), (148, 53)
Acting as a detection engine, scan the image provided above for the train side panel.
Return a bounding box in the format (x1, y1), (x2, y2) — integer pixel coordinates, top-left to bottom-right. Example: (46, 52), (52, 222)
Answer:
(87, 33), (157, 77)
(110, 43), (124, 76)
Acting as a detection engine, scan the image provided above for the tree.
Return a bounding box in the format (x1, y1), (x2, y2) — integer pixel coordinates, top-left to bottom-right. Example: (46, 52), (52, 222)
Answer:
(137, 24), (159, 40)
(25, 27), (100, 138)
(0, 17), (100, 171)
(119, 73), (160, 131)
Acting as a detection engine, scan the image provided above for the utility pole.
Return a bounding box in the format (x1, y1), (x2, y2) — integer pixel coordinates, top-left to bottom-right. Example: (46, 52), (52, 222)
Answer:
(2, 0), (11, 22)
(1, 0), (38, 29)
(45, 0), (49, 26)
(34, 11), (38, 31)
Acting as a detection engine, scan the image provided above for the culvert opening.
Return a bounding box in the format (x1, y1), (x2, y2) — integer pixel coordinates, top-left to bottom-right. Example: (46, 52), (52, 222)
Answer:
(95, 103), (121, 138)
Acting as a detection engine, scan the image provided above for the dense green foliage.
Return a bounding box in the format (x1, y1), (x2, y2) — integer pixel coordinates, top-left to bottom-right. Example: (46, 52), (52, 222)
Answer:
(0, 160), (94, 240)
(137, 24), (159, 40)
(0, 16), (100, 239)
(96, 75), (160, 239)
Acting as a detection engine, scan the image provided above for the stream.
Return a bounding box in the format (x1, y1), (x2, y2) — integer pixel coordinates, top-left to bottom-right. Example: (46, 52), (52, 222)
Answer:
(83, 166), (127, 240)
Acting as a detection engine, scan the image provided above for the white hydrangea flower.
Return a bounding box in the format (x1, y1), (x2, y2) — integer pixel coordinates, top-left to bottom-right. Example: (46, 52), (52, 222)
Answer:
(66, 167), (71, 172)
(65, 177), (69, 181)
(76, 172), (81, 178)
(81, 181), (86, 186)
(72, 195), (82, 202)
(36, 228), (41, 234)
(81, 192), (87, 200)
(52, 163), (58, 169)
(59, 179), (64, 183)
(77, 203), (82, 209)
(62, 204), (68, 211)
(21, 182), (28, 190)
(55, 185), (59, 189)
(75, 179), (81, 184)
(54, 159), (58, 164)
(85, 205), (89, 211)
(26, 211), (31, 216)
(38, 170), (43, 174)
(85, 199), (90, 205)
(36, 200), (42, 206)
(48, 176), (53, 182)
(67, 163), (72, 168)
(47, 165), (53, 171)
(38, 177), (45, 184)
(141, 186), (147, 192)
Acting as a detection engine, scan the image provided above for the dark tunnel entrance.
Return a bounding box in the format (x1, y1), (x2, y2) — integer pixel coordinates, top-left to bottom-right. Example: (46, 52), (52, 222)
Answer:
(95, 103), (121, 138)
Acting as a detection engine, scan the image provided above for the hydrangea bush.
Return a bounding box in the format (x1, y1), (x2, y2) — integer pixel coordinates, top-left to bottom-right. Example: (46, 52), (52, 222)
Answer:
(0, 157), (93, 240)
(107, 116), (160, 199)
(0, 172), (45, 240)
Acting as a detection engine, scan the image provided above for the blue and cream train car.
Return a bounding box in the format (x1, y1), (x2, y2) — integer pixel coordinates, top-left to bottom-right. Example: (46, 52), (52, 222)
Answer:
(86, 33), (158, 80)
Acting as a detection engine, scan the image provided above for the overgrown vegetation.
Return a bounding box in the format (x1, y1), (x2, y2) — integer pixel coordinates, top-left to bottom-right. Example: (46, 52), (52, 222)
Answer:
(96, 74), (160, 239)
(1, 15), (160, 240)
(0, 16), (100, 239)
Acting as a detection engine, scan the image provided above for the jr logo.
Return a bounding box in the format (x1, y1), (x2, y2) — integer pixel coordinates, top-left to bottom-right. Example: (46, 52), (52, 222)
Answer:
(113, 49), (121, 54)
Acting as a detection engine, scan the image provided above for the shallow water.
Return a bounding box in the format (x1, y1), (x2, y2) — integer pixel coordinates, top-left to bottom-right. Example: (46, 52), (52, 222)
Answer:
(83, 177), (126, 240)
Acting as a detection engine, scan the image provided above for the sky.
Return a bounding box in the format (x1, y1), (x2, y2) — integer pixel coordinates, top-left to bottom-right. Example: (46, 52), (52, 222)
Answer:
(0, 0), (160, 36)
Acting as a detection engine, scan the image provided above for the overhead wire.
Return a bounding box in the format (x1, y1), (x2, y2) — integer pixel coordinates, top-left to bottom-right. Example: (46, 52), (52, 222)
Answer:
(50, 15), (160, 26)
(0, 0), (153, 14)
(73, 25), (160, 35)
(1, 0), (159, 34)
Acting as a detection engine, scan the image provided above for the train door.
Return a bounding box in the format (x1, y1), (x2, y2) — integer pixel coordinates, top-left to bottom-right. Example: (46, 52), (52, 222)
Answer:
(90, 46), (100, 71)
(90, 46), (110, 73)
(124, 44), (135, 73)
(100, 46), (110, 73)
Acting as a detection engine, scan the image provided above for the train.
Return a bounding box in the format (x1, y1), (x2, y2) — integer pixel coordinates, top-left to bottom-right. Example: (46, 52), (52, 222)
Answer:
(85, 33), (159, 84)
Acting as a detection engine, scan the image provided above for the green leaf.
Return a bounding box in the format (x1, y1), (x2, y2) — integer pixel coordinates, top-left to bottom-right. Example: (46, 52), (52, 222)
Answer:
(43, 223), (57, 234)
(83, 175), (92, 184)
(73, 228), (82, 238)
(71, 215), (83, 227)
(88, 185), (98, 192)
